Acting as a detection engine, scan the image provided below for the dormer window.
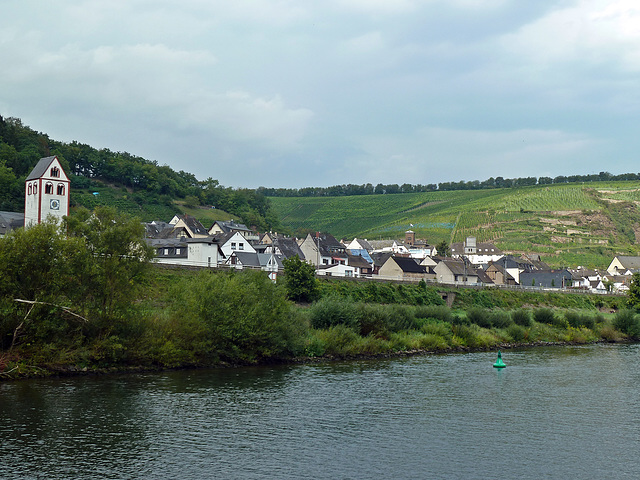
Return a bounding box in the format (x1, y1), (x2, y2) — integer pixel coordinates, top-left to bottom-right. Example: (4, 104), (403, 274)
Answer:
(57, 184), (65, 195)
(51, 166), (60, 178)
(45, 182), (54, 194)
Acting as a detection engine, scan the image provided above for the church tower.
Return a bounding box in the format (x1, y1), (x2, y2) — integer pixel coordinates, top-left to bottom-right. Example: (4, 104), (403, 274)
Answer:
(24, 156), (70, 228)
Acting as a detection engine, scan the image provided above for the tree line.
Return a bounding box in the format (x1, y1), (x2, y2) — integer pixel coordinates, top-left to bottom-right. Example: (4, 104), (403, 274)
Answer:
(258, 172), (640, 198)
(0, 115), (279, 230)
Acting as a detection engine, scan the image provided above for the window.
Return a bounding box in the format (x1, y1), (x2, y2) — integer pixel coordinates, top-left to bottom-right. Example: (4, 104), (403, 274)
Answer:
(239, 242), (244, 250)
(231, 242), (236, 250)
(345, 270), (353, 277)
(50, 167), (60, 178)
(164, 248), (169, 255)
(176, 248), (181, 254)
(45, 182), (53, 194)
(28, 184), (32, 195)
(57, 184), (65, 195)
(33, 184), (37, 195)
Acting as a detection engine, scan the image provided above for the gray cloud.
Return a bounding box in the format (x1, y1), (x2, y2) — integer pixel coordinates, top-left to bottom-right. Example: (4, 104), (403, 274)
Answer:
(1, 0), (638, 188)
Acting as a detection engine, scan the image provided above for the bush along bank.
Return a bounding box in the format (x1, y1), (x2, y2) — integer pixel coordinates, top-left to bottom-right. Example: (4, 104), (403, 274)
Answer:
(2, 268), (639, 380)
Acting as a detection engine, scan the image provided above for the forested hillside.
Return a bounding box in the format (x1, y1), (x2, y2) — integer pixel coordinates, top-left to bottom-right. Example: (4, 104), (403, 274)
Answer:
(0, 115), (280, 230)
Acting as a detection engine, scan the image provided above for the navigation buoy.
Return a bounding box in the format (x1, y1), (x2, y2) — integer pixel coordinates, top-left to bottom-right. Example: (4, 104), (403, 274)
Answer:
(493, 350), (506, 369)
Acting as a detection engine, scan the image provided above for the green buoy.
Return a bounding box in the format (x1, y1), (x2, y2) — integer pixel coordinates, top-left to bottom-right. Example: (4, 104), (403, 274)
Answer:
(493, 350), (506, 369)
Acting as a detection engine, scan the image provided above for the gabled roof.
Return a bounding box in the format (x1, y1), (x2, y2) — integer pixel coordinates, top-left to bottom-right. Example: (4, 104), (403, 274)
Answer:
(438, 258), (477, 276)
(613, 256), (640, 270)
(175, 214), (208, 236)
(346, 253), (373, 269)
(390, 256), (426, 273)
(210, 220), (252, 234)
(26, 156), (68, 181)
(370, 251), (393, 267)
(271, 235), (305, 259)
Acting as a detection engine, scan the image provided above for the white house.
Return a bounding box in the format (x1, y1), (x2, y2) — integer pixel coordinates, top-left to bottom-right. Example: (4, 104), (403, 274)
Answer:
(151, 237), (222, 268)
(24, 156), (70, 228)
(214, 231), (256, 260)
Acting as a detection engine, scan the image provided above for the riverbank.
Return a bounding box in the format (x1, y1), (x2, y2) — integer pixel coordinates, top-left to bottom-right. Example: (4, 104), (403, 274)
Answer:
(2, 334), (635, 382)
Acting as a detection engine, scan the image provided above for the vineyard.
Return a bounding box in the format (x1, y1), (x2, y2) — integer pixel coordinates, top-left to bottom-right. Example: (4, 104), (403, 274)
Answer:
(269, 182), (640, 269)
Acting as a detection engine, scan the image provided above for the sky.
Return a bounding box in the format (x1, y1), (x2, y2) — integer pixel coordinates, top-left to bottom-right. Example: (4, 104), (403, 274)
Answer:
(1, 1), (639, 189)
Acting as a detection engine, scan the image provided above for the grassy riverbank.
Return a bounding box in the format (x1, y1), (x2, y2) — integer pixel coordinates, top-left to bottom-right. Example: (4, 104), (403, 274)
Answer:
(1, 267), (638, 380)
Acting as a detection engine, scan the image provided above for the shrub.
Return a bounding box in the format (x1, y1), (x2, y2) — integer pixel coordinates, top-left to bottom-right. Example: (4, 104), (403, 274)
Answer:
(613, 310), (640, 337)
(533, 308), (567, 327)
(309, 295), (359, 330)
(387, 304), (419, 332)
(512, 309), (532, 327)
(467, 307), (492, 328)
(506, 324), (527, 342)
(489, 310), (513, 329)
(414, 305), (454, 323)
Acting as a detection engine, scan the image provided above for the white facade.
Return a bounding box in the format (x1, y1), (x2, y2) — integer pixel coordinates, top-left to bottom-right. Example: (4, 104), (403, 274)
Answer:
(218, 231), (256, 259)
(24, 156), (70, 228)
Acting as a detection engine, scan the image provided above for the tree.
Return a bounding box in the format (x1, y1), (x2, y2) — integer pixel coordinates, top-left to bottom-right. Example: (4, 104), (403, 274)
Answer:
(435, 240), (450, 257)
(282, 255), (319, 303)
(63, 206), (155, 319)
(626, 272), (640, 308)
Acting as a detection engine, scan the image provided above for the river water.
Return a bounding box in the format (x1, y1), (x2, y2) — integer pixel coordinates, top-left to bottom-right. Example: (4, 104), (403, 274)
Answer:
(1, 343), (639, 479)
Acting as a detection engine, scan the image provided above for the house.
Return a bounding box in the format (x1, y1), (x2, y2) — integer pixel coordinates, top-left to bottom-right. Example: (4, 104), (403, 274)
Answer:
(24, 156), (70, 228)
(378, 256), (431, 281)
(226, 251), (284, 272)
(0, 211), (24, 236)
(209, 220), (258, 241)
(260, 233), (306, 260)
(450, 237), (502, 265)
(317, 262), (358, 278)
(149, 237), (223, 268)
(434, 258), (479, 284)
(346, 253), (374, 277)
(213, 231), (257, 259)
(345, 238), (374, 252)
(168, 214), (209, 238)
(485, 261), (517, 286)
(299, 232), (348, 267)
(607, 256), (640, 276)
(370, 251), (393, 275)
(519, 269), (573, 289)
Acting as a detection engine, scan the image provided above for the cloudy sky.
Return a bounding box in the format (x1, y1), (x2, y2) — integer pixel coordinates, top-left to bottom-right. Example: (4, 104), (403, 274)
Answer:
(1, 1), (639, 188)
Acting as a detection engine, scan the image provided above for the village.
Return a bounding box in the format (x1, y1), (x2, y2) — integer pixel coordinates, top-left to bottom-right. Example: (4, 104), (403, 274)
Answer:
(2, 155), (639, 295)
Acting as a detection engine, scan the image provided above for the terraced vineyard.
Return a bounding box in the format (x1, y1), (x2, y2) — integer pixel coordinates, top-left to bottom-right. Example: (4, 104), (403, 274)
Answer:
(269, 182), (640, 269)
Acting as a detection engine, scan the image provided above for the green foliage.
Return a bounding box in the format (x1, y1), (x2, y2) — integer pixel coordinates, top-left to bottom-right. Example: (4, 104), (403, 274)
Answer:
(511, 309), (533, 327)
(167, 270), (306, 362)
(626, 272), (640, 308)
(309, 296), (360, 330)
(282, 255), (319, 303)
(613, 310), (640, 337)
(533, 308), (556, 326)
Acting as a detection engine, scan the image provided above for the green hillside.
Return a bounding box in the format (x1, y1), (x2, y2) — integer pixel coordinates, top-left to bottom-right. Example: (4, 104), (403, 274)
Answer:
(270, 182), (640, 269)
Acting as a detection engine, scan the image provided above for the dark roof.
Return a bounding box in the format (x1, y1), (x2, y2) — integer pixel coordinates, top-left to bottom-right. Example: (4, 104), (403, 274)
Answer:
(26, 156), (58, 181)
(272, 235), (305, 259)
(370, 251), (393, 267)
(0, 211), (24, 234)
(439, 258), (477, 277)
(519, 269), (572, 288)
(177, 214), (208, 236)
(211, 220), (251, 233)
(347, 253), (373, 269)
(392, 256), (426, 273)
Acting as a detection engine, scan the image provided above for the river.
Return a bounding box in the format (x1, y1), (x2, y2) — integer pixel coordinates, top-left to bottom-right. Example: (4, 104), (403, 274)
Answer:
(1, 343), (639, 479)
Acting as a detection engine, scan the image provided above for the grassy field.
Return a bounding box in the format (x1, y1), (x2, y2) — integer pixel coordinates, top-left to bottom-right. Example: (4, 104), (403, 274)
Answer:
(270, 182), (640, 269)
